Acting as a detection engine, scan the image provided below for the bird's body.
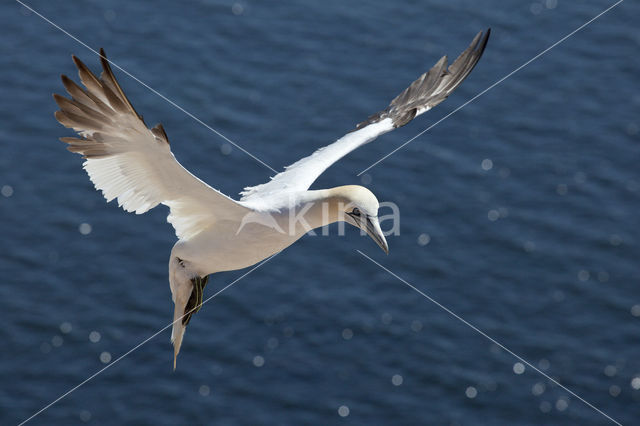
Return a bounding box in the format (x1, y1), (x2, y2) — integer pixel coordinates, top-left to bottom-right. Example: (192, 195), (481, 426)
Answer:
(54, 30), (490, 368)
(175, 183), (385, 274)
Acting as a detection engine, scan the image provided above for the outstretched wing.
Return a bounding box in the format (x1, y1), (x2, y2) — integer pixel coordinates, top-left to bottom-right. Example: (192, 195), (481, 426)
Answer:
(55, 49), (251, 240)
(240, 29), (490, 206)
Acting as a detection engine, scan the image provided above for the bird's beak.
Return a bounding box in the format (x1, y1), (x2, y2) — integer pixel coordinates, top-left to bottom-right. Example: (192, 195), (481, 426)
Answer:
(348, 213), (389, 254)
(366, 216), (389, 254)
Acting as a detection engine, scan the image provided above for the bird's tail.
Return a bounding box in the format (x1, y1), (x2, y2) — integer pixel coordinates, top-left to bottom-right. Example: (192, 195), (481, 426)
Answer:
(169, 255), (209, 370)
(170, 305), (187, 371)
(169, 255), (192, 370)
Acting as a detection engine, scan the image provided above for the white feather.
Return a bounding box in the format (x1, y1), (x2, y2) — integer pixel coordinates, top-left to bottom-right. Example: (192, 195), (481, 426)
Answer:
(240, 118), (394, 209)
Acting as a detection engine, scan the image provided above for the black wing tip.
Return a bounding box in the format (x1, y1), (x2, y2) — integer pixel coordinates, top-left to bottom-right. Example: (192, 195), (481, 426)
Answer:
(62, 48), (150, 122)
(478, 28), (491, 55)
(52, 92), (66, 104)
(71, 54), (87, 71)
(98, 48), (111, 71)
(95, 48), (147, 122)
(70, 49), (108, 73)
(99, 48), (108, 69)
(383, 28), (491, 129)
(467, 29), (490, 59)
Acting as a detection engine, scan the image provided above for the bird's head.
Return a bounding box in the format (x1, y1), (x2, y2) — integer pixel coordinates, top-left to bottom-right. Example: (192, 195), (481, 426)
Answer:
(334, 185), (389, 254)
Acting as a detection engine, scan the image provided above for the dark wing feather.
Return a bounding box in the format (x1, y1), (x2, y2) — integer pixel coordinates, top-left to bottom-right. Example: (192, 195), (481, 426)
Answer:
(54, 48), (250, 237)
(356, 29), (490, 129)
(241, 30), (491, 203)
(97, 48), (144, 120)
(55, 49), (169, 153)
(60, 74), (114, 117)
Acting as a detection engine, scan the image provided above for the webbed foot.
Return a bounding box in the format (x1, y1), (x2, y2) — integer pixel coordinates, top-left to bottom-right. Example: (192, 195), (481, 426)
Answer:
(182, 275), (209, 326)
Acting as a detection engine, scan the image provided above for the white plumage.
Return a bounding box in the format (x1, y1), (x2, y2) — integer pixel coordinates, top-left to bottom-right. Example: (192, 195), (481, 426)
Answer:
(54, 30), (489, 368)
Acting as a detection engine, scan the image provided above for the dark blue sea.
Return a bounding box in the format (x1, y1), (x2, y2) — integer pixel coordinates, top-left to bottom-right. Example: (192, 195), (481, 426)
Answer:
(1, 0), (639, 424)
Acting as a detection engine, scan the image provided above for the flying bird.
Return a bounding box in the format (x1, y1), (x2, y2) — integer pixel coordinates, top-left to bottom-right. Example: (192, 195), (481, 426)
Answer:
(54, 29), (490, 368)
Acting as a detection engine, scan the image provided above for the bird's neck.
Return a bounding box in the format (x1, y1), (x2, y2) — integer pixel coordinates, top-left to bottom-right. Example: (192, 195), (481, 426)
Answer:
(289, 187), (354, 232)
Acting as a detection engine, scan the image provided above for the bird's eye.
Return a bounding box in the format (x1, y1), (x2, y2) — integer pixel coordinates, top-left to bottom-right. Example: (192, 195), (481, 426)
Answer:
(351, 207), (361, 216)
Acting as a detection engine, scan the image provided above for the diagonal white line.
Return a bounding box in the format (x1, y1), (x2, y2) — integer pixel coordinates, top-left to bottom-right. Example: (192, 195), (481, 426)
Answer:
(357, 0), (624, 176)
(18, 253), (279, 426)
(16, 0), (278, 174)
(357, 250), (622, 425)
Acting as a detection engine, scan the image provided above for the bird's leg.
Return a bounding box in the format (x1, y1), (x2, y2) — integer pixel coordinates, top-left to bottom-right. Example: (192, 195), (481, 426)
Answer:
(195, 275), (209, 313)
(182, 275), (209, 326)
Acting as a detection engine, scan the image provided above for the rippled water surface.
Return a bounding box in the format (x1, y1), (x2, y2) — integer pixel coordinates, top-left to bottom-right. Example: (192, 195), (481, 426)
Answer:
(1, 0), (639, 424)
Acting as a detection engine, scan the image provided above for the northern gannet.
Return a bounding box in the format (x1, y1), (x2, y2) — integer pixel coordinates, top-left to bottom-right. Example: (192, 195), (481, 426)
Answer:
(54, 29), (490, 368)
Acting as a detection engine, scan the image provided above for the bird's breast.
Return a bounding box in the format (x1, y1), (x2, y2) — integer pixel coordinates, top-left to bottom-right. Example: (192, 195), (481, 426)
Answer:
(173, 215), (301, 275)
